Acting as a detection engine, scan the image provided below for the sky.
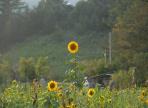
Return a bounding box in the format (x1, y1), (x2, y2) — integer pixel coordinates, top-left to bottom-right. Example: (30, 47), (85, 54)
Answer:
(23, 0), (80, 7)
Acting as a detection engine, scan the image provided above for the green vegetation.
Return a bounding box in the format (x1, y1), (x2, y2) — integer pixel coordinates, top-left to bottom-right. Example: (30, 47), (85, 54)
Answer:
(0, 0), (147, 107)
(0, 80), (147, 108)
(3, 34), (103, 80)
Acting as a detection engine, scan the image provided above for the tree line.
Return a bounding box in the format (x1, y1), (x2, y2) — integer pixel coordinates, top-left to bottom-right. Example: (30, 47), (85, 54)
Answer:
(0, 0), (134, 50)
(0, 0), (147, 85)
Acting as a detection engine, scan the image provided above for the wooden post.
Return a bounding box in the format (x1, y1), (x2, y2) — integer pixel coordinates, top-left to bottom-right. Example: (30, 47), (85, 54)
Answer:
(109, 32), (112, 64)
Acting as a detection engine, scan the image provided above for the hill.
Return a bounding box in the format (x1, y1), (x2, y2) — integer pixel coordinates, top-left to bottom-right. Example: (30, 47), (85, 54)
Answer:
(4, 33), (106, 80)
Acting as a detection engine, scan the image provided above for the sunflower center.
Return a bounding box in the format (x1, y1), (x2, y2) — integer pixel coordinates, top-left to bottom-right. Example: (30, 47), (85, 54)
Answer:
(70, 43), (76, 51)
(50, 83), (55, 89)
(89, 91), (94, 96)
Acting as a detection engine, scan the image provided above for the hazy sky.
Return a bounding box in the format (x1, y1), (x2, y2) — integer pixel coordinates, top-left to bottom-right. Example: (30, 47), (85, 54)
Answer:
(23, 0), (80, 7)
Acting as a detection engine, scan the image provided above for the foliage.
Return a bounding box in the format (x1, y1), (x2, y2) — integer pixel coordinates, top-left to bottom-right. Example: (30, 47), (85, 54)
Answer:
(4, 33), (104, 80)
(0, 0), (147, 86)
(0, 81), (33, 108)
(35, 56), (50, 79)
(79, 59), (114, 76)
(0, 58), (11, 85)
(70, 0), (111, 34)
(0, 56), (51, 86)
(112, 68), (135, 89)
(18, 57), (50, 81)
(112, 0), (148, 84)
(0, 80), (147, 108)
(65, 57), (84, 88)
(18, 57), (36, 81)
(133, 53), (148, 85)
(0, 0), (116, 51)
(0, 0), (26, 50)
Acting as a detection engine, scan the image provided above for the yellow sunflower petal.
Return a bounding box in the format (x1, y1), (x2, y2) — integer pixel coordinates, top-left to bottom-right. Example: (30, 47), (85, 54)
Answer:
(68, 41), (79, 54)
(145, 99), (148, 105)
(87, 88), (95, 98)
(48, 80), (58, 92)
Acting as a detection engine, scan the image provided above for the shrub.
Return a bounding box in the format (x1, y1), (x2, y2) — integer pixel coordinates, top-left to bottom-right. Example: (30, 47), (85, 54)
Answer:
(133, 53), (148, 85)
(0, 59), (11, 85)
(18, 57), (36, 81)
(18, 57), (50, 82)
(112, 68), (135, 89)
(79, 59), (114, 76)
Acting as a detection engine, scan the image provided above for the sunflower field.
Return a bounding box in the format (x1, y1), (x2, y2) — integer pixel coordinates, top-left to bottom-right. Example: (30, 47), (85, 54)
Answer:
(0, 41), (147, 108)
(0, 80), (148, 108)
(0, 0), (148, 107)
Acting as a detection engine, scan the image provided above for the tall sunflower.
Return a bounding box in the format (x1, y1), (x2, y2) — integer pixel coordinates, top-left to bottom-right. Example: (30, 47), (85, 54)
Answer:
(48, 80), (58, 92)
(67, 41), (79, 54)
(87, 88), (95, 98)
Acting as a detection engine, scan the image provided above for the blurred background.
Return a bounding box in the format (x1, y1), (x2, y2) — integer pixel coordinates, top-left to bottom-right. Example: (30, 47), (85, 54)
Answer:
(0, 0), (147, 87)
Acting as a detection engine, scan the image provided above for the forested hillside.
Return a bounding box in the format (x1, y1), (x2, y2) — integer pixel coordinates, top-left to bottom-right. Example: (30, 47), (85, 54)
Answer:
(0, 0), (147, 84)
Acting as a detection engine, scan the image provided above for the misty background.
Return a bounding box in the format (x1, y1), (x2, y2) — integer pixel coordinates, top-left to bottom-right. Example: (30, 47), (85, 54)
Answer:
(24, 0), (79, 7)
(0, 0), (147, 85)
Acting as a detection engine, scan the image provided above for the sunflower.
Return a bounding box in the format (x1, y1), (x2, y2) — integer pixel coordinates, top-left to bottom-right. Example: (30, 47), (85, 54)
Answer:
(12, 80), (17, 85)
(70, 103), (76, 108)
(68, 41), (79, 54)
(107, 99), (112, 103)
(87, 88), (95, 98)
(141, 90), (146, 96)
(66, 106), (71, 108)
(138, 95), (144, 101)
(66, 103), (76, 108)
(99, 96), (105, 103)
(57, 87), (63, 92)
(57, 92), (63, 98)
(48, 80), (58, 92)
(145, 99), (148, 105)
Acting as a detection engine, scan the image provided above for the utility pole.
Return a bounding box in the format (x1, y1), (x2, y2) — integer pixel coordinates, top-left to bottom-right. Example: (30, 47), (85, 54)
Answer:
(104, 48), (107, 65)
(109, 32), (112, 64)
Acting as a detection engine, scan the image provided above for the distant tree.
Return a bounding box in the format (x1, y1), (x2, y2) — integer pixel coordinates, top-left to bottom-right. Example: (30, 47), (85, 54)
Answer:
(30, 0), (70, 35)
(106, 0), (134, 29)
(113, 0), (148, 84)
(0, 0), (26, 50)
(70, 0), (112, 34)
